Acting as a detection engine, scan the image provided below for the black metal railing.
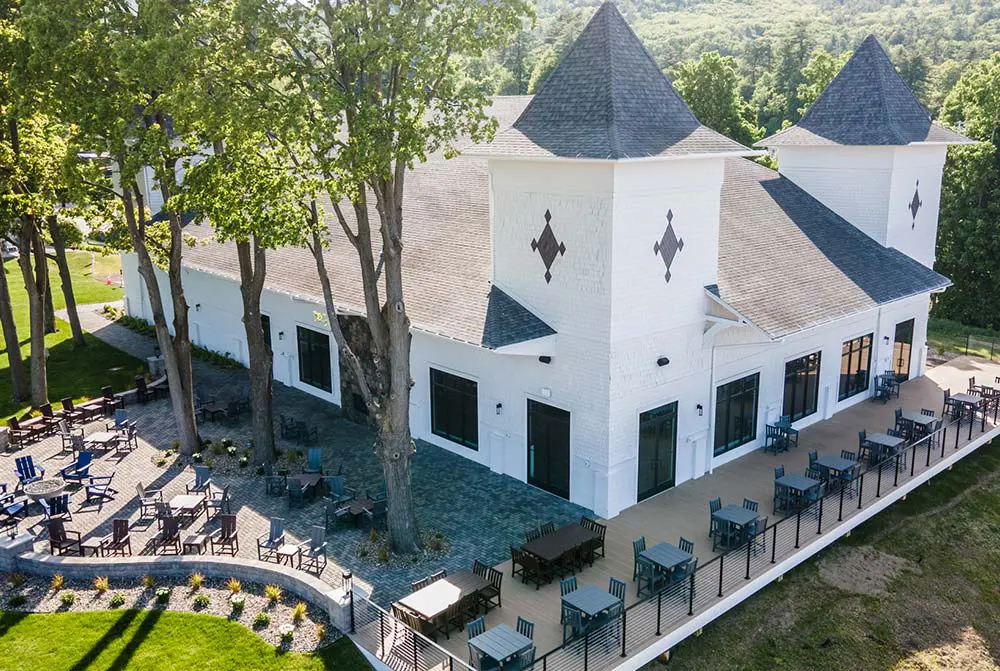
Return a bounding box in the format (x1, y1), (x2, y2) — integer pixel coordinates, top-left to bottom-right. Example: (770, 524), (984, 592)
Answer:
(527, 407), (996, 671)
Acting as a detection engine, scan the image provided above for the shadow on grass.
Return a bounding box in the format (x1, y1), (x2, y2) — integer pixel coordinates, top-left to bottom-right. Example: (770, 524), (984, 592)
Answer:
(0, 610), (29, 638)
(66, 608), (142, 671)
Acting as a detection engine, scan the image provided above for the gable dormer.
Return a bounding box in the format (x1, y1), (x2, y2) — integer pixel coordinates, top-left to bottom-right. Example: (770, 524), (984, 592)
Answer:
(757, 35), (973, 269)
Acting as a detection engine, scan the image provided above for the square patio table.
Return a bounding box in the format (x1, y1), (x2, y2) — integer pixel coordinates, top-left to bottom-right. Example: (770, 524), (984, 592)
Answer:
(277, 543), (301, 568)
(84, 431), (120, 450)
(640, 542), (693, 575)
(346, 496), (374, 528)
(561, 584), (621, 619)
(900, 411), (938, 429)
(468, 624), (533, 666)
(169, 493), (207, 525)
(396, 570), (489, 621)
(712, 504), (758, 527)
(814, 454), (856, 477)
(775, 473), (820, 494)
(951, 392), (982, 407)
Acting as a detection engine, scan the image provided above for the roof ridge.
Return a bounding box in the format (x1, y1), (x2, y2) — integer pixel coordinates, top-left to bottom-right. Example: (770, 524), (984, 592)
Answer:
(604, 5), (620, 158)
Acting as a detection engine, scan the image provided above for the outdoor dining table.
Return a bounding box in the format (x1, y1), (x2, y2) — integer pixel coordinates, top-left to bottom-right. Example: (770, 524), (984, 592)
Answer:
(83, 431), (119, 451)
(562, 584), (622, 619)
(814, 454), (857, 492)
(396, 570), (490, 622)
(774, 473), (821, 513)
(863, 432), (906, 464)
(521, 523), (598, 571)
(169, 493), (208, 525)
(468, 624), (533, 669)
(712, 504), (758, 549)
(639, 542), (693, 579)
(951, 392), (984, 439)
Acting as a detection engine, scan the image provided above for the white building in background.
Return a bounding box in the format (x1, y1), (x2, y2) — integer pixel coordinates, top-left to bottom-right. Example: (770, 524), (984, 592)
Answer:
(121, 5), (970, 519)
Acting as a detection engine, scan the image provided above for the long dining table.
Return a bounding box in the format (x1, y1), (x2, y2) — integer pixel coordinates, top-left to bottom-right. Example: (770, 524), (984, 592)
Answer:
(521, 523), (599, 579)
(395, 570), (490, 625)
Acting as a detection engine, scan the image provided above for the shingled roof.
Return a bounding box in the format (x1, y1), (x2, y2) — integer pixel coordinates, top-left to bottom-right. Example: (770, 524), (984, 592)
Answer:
(716, 158), (950, 338)
(758, 35), (971, 147)
(472, 3), (750, 160)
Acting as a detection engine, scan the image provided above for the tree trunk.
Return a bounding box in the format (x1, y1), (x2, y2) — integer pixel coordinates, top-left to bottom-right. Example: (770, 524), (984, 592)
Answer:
(119, 174), (199, 455)
(0, 256), (28, 402)
(47, 215), (85, 347)
(236, 236), (276, 465)
(43, 266), (56, 334)
(17, 217), (48, 408)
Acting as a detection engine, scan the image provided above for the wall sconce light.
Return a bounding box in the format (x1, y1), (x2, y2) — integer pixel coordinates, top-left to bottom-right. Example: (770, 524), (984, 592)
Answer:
(278, 331), (285, 340)
(883, 335), (891, 345)
(538, 355), (552, 364)
(195, 303), (201, 312)
(496, 402), (503, 416)
(696, 403), (703, 417)
(656, 356), (670, 367)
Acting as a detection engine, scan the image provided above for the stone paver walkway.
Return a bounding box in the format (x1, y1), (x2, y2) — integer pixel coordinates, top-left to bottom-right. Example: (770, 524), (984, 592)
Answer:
(46, 303), (589, 604)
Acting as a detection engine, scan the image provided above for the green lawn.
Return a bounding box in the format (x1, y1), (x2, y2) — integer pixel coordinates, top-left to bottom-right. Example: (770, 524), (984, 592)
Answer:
(927, 317), (1000, 360)
(657, 441), (1000, 670)
(1, 250), (141, 418)
(0, 609), (371, 671)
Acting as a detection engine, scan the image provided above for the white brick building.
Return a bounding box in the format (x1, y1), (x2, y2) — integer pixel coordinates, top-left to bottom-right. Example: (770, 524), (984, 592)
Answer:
(121, 6), (970, 519)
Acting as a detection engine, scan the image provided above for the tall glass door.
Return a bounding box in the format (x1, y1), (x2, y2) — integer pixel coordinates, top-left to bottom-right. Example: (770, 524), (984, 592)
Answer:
(893, 319), (915, 381)
(637, 403), (678, 501)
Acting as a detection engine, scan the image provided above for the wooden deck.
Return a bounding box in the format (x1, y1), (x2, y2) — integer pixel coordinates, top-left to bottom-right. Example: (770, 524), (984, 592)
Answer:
(433, 356), (1000, 663)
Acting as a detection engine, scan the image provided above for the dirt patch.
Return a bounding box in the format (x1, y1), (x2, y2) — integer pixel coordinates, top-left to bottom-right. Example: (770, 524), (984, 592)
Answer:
(892, 626), (1000, 671)
(818, 545), (917, 596)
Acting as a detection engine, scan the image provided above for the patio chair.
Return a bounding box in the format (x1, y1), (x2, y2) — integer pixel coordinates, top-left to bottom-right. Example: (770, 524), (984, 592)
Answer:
(60, 451), (93, 485)
(0, 485), (27, 521)
(430, 569), (447, 583)
(678, 537), (695, 555)
(808, 450), (818, 465)
(774, 465), (785, 479)
(324, 499), (351, 530)
(747, 516), (768, 555)
(303, 447), (324, 475)
(134, 375), (157, 404)
(778, 415), (800, 448)
(278, 414), (298, 439)
(921, 408), (936, 417)
(151, 516), (181, 554)
(743, 498), (759, 513)
(118, 424), (139, 454)
(764, 425), (788, 454)
(57, 420), (83, 453)
(106, 409), (135, 434)
(210, 514), (240, 556)
(411, 577), (430, 593)
(581, 516), (607, 563)
(100, 518), (132, 556)
(841, 463), (861, 498)
(367, 483), (387, 502)
(560, 577), (577, 624)
(60, 398), (85, 424)
(510, 546), (548, 589)
(524, 525), (541, 543)
(562, 606), (584, 644)
(480, 566), (502, 612)
(636, 556), (666, 598)
(287, 477), (309, 508)
(256, 517), (285, 561)
(608, 576), (626, 602)
(632, 536), (647, 580)
(295, 421), (318, 445)
(438, 593), (471, 639)
(37, 403), (61, 434)
(84, 473), (117, 504)
(9, 416), (44, 448)
(207, 484), (231, 517)
(298, 525), (328, 574)
(101, 386), (124, 415)
(363, 499), (387, 530)
(323, 475), (355, 507)
(263, 462), (286, 496)
(466, 616), (486, 666)
(708, 497), (722, 539)
(186, 465), (213, 494)
(539, 520), (555, 535)
(47, 519), (82, 556)
(135, 482), (163, 518)
(15, 455), (46, 486)
(41, 494), (72, 521)
(516, 616), (535, 640)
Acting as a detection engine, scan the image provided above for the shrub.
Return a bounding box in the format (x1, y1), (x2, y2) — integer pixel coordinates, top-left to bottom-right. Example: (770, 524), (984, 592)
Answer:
(60, 591), (75, 606)
(193, 594), (210, 609)
(377, 548), (390, 564)
(427, 535), (443, 551)
(7, 594), (26, 608)
(226, 577), (242, 594)
(109, 593), (126, 608)
(189, 572), (204, 590)
(231, 594), (246, 613)
(221, 437), (234, 448)
(253, 612), (271, 628)
(227, 446), (238, 457)
(155, 587), (170, 604)
(315, 623), (327, 641)
(93, 576), (109, 594)
(142, 574), (155, 589)
(171, 440), (180, 451)
(192, 452), (203, 463)
(210, 443), (226, 456)
(279, 624), (294, 643)
(205, 459), (213, 469)
(239, 456), (249, 468)
(291, 601), (307, 624)
(156, 458), (167, 467)
(8, 573), (25, 589)
(369, 528), (378, 542)
(50, 574), (65, 592)
(264, 584), (282, 604)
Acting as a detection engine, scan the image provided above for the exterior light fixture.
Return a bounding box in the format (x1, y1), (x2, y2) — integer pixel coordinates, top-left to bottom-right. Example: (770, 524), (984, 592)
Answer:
(496, 402), (503, 416)
(195, 303), (201, 311)
(538, 356), (552, 364)
(278, 331), (285, 340)
(883, 335), (891, 345)
(656, 356), (670, 367)
(696, 403), (703, 416)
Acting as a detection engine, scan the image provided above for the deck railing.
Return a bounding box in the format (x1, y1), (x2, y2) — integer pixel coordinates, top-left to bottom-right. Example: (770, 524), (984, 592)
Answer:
(528, 404), (996, 671)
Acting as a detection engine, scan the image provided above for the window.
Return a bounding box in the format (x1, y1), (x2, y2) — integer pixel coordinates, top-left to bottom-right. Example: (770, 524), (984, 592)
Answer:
(783, 352), (821, 421)
(297, 326), (331, 392)
(261, 314), (272, 351)
(430, 368), (479, 450)
(839, 334), (873, 401)
(714, 373), (760, 456)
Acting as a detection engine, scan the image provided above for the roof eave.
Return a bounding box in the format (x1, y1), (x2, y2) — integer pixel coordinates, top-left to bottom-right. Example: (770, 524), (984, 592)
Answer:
(466, 148), (762, 162)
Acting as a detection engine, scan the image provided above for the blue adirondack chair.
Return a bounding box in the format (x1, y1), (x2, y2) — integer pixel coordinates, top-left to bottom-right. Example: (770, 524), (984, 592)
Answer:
(106, 408), (133, 433)
(186, 465), (212, 494)
(85, 473), (117, 503)
(257, 517), (285, 561)
(40, 493), (72, 521)
(303, 448), (324, 475)
(14, 455), (45, 486)
(60, 451), (93, 484)
(0, 484), (27, 520)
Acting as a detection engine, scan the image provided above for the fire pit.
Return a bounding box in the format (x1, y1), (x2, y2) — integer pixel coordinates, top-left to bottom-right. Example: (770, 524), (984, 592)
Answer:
(23, 478), (66, 501)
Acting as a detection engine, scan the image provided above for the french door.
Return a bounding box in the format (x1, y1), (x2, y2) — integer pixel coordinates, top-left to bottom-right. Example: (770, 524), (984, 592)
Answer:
(637, 402), (678, 501)
(527, 400), (570, 500)
(893, 319), (915, 381)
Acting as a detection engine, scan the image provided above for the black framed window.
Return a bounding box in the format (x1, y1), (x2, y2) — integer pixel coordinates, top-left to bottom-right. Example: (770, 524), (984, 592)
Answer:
(261, 314), (272, 351)
(839, 334), (873, 401)
(714, 373), (760, 456)
(783, 352), (821, 421)
(297, 326), (331, 392)
(430, 368), (478, 450)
